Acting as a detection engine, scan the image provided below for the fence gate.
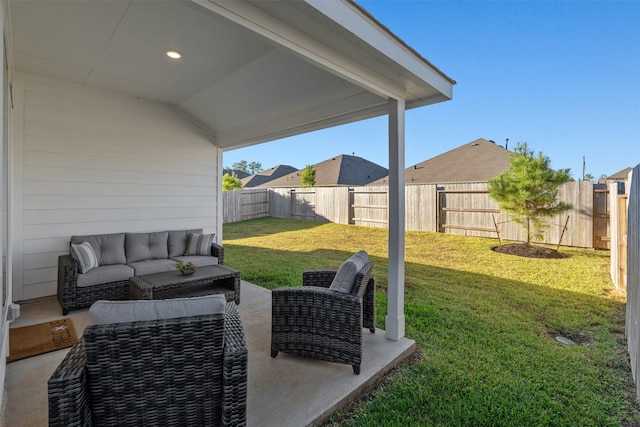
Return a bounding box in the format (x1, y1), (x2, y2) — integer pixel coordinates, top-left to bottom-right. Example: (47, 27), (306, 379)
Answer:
(593, 186), (610, 249)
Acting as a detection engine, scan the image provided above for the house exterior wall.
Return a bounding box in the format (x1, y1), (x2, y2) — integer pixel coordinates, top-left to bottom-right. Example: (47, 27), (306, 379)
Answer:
(11, 72), (219, 301)
(1, 0), (8, 408)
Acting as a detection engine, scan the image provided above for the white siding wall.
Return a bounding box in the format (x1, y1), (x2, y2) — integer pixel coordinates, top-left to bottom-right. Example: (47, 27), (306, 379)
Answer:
(11, 72), (219, 301)
(1, 0), (8, 408)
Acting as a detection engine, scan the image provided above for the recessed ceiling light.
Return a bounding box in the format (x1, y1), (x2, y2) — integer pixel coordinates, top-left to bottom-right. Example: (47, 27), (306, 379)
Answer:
(166, 50), (182, 60)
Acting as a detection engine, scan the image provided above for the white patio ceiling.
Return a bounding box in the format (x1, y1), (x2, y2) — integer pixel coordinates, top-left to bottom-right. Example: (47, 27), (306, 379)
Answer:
(7, 0), (454, 150)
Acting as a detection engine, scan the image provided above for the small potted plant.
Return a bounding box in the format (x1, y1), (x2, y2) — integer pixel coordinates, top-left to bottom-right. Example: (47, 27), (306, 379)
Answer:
(175, 260), (197, 276)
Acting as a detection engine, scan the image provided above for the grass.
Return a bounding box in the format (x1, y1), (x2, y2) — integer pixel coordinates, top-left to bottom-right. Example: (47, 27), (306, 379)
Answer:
(223, 217), (639, 426)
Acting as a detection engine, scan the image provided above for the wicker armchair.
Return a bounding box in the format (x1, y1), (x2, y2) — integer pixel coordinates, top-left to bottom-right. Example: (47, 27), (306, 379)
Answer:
(48, 300), (247, 427)
(271, 258), (375, 375)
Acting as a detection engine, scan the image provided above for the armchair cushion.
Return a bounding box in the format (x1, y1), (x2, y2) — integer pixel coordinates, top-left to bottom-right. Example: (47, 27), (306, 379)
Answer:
(89, 294), (227, 325)
(71, 233), (126, 266)
(70, 242), (98, 274)
(125, 231), (169, 262)
(329, 250), (368, 294)
(186, 232), (215, 256)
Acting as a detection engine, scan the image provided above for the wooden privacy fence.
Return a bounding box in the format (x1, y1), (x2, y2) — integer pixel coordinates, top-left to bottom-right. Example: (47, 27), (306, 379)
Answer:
(623, 164), (639, 399)
(610, 181), (629, 291)
(224, 181), (607, 249)
(223, 188), (269, 223)
(225, 182), (604, 248)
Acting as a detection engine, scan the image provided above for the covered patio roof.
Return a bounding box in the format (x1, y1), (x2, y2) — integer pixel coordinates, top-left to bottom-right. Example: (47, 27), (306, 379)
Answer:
(6, 0), (455, 342)
(8, 0), (454, 149)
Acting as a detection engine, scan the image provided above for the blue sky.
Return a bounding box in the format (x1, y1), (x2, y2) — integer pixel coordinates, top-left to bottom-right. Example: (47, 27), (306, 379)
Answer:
(223, 0), (640, 180)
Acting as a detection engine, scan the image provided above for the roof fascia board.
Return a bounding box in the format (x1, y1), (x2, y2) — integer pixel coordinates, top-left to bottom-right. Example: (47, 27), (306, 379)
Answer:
(194, 0), (406, 100)
(307, 0), (454, 99)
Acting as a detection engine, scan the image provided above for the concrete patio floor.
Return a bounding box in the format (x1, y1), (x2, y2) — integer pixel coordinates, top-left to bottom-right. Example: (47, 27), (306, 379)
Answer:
(1, 281), (415, 426)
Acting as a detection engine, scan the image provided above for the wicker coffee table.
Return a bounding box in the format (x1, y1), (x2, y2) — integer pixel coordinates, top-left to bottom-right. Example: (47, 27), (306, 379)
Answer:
(129, 265), (241, 304)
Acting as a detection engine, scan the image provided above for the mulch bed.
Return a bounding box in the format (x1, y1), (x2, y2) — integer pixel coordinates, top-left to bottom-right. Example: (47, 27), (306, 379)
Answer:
(492, 243), (568, 259)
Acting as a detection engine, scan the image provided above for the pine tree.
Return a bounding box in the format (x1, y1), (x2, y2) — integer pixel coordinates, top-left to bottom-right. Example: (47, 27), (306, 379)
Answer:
(488, 143), (572, 243)
(248, 161), (263, 174)
(232, 161), (249, 173)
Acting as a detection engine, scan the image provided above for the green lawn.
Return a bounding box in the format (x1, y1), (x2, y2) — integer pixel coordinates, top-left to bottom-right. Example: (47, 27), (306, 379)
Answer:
(223, 217), (639, 426)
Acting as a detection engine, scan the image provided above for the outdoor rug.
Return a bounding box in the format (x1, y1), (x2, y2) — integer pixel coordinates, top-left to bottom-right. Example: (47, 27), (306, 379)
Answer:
(7, 318), (77, 362)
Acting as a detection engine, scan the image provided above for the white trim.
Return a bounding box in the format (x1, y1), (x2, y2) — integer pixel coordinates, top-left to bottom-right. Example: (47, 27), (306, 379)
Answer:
(307, 0), (454, 98)
(385, 98), (405, 341)
(9, 73), (22, 302)
(196, 0), (406, 100)
(217, 146), (224, 244)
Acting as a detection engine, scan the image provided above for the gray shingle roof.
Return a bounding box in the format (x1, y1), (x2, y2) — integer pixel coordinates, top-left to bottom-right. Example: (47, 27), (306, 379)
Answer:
(370, 138), (511, 185)
(257, 155), (388, 187)
(241, 165), (298, 188)
(606, 167), (632, 181)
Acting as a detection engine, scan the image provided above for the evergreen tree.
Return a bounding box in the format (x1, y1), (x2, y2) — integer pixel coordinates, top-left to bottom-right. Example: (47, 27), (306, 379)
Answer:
(300, 165), (316, 188)
(488, 143), (572, 243)
(248, 161), (263, 174)
(232, 161), (249, 173)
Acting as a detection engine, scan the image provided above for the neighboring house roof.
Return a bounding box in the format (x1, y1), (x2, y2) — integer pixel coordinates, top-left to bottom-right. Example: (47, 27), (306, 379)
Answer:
(223, 169), (250, 179)
(370, 138), (511, 185)
(258, 155), (388, 187)
(606, 167), (632, 181)
(241, 165), (298, 188)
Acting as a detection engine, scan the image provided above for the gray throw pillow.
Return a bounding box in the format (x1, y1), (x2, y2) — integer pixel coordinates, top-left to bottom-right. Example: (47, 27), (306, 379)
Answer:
(89, 294), (227, 325)
(70, 241), (99, 274)
(168, 229), (203, 258)
(185, 233), (215, 256)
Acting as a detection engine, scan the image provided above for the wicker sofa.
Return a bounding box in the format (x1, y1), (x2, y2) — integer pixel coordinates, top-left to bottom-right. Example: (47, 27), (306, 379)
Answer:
(58, 229), (224, 315)
(48, 295), (247, 427)
(271, 251), (375, 375)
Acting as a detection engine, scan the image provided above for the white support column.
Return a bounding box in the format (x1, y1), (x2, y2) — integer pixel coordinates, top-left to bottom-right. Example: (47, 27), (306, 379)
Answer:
(216, 146), (224, 244)
(386, 98), (406, 341)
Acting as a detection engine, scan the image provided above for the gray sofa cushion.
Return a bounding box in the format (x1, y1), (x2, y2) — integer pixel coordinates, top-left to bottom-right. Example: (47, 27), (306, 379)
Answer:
(71, 233), (126, 266)
(171, 255), (218, 268)
(168, 229), (203, 258)
(329, 251), (368, 294)
(126, 232), (169, 263)
(76, 264), (135, 288)
(127, 259), (177, 276)
(89, 294), (227, 325)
